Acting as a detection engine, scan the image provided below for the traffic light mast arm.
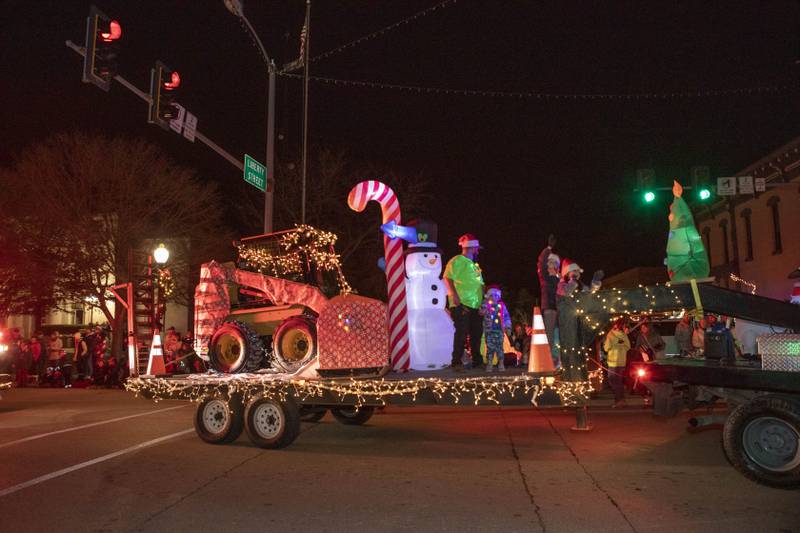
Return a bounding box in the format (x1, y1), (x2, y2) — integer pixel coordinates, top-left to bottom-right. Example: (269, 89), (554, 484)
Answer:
(66, 39), (243, 172)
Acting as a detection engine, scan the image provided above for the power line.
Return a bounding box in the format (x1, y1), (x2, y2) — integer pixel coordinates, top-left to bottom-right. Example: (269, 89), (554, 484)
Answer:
(309, 0), (459, 64)
(279, 72), (797, 100)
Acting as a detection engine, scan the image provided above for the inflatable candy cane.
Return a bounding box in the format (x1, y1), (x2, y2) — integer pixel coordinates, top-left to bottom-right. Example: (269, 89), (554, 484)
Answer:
(348, 180), (411, 372)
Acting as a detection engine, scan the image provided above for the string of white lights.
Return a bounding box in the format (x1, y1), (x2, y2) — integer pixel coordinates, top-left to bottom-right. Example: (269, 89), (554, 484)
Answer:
(309, 0), (459, 65)
(279, 72), (796, 100)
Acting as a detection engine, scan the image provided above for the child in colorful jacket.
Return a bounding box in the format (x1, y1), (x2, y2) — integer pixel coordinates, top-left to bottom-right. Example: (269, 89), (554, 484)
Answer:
(480, 285), (512, 372)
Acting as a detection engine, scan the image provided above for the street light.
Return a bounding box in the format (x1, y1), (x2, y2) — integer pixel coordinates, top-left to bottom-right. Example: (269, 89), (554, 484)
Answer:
(224, 0), (276, 234)
(153, 243), (169, 264)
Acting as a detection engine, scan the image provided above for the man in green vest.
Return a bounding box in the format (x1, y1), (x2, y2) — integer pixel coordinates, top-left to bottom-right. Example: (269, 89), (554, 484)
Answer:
(444, 233), (485, 369)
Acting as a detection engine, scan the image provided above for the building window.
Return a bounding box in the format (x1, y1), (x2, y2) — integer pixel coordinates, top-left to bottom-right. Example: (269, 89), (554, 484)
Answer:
(740, 208), (753, 261)
(75, 308), (84, 325)
(702, 227), (712, 265)
(767, 196), (782, 254)
(719, 219), (730, 264)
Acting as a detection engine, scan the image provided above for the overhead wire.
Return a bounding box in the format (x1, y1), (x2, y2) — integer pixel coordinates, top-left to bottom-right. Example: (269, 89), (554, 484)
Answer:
(308, 0), (459, 64)
(278, 72), (797, 100)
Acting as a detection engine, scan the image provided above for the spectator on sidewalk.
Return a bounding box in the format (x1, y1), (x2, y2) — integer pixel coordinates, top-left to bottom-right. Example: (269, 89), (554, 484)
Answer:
(603, 318), (630, 408)
(29, 335), (42, 379)
(47, 330), (63, 368)
(634, 321), (666, 361)
(674, 314), (693, 357)
(691, 317), (706, 356)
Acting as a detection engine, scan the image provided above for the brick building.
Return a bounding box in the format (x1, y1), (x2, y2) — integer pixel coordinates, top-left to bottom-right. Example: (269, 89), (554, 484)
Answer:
(695, 136), (800, 302)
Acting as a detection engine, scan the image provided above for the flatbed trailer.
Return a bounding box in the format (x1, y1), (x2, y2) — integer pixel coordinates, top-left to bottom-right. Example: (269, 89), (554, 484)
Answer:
(630, 357), (800, 489)
(126, 367), (572, 450)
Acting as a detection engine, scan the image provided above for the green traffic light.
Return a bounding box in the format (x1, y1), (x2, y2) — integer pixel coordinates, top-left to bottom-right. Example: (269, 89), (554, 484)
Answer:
(643, 191), (656, 203)
(699, 188), (711, 200)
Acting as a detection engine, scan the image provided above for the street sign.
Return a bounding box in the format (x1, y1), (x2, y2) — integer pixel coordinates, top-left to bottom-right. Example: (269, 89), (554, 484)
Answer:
(738, 175), (754, 195)
(244, 154), (266, 192)
(755, 177), (766, 192)
(717, 177), (737, 196)
(691, 165), (710, 181)
(169, 103), (185, 134)
(183, 111), (197, 142)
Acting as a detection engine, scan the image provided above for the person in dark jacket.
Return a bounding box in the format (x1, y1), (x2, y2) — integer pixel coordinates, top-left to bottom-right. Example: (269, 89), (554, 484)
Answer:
(536, 234), (560, 367)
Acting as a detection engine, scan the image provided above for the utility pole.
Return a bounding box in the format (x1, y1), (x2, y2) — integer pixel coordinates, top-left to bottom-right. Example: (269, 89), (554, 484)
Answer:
(300, 0), (311, 224)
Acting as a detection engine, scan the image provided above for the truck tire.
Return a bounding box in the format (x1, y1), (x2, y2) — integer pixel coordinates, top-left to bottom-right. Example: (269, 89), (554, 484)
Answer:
(722, 395), (800, 489)
(272, 316), (317, 373)
(299, 406), (327, 422)
(331, 406), (375, 426)
(244, 396), (301, 449)
(194, 396), (244, 444)
(208, 321), (265, 374)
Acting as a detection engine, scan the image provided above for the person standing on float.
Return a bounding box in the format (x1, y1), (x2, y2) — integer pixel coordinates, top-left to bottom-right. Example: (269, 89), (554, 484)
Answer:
(444, 234), (485, 370)
(536, 234), (561, 367)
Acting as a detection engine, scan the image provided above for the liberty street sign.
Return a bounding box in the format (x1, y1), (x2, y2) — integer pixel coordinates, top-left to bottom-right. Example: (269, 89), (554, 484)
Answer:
(244, 154), (266, 192)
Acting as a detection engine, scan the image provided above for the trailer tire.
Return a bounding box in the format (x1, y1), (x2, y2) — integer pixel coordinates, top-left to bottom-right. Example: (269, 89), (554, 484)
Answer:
(299, 406), (327, 422)
(722, 395), (800, 489)
(244, 396), (301, 449)
(208, 321), (265, 374)
(194, 396), (244, 444)
(331, 406), (375, 426)
(272, 316), (317, 373)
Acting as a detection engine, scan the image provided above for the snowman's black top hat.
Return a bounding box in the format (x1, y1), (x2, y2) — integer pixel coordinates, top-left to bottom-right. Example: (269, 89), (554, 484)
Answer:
(404, 218), (443, 255)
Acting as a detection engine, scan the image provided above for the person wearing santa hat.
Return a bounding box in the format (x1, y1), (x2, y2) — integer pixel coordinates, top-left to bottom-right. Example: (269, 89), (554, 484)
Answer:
(444, 233), (485, 370)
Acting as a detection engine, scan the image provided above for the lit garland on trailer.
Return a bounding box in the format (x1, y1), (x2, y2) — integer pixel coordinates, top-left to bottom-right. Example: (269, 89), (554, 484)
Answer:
(125, 374), (595, 407)
(558, 283), (687, 378)
(237, 224), (352, 295)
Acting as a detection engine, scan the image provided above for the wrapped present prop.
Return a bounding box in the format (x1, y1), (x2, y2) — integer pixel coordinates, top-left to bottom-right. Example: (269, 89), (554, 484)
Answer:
(317, 294), (389, 370)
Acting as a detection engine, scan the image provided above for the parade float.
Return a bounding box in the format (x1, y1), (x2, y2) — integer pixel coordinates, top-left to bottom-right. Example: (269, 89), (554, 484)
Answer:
(126, 180), (580, 449)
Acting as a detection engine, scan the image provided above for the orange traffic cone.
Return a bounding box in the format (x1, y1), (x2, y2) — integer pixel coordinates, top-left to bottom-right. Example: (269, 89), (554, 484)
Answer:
(146, 330), (166, 376)
(528, 306), (555, 373)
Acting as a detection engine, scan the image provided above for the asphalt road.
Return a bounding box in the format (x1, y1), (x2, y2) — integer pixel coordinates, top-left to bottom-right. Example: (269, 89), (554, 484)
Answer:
(0, 388), (797, 533)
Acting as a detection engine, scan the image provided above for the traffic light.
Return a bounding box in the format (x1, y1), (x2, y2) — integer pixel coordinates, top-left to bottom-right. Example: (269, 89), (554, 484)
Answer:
(691, 166), (712, 202)
(148, 61), (181, 130)
(637, 168), (656, 204)
(82, 6), (122, 92)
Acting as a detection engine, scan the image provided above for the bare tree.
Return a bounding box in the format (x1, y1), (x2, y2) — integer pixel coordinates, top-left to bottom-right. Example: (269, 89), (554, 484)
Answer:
(248, 146), (430, 298)
(0, 132), (231, 332)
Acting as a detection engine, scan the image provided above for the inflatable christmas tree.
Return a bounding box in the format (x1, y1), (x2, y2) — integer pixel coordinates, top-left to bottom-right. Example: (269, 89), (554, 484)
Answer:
(666, 180), (710, 281)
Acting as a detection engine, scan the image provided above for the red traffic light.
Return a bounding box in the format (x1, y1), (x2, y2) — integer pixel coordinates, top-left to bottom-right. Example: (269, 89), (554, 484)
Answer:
(100, 20), (122, 42)
(163, 71), (181, 91)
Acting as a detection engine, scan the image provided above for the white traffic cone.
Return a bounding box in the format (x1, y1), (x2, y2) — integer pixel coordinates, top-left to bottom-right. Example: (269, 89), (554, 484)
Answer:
(146, 330), (166, 376)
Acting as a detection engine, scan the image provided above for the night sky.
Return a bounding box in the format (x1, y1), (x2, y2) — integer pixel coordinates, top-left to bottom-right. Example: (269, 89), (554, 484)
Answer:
(2, 0), (798, 295)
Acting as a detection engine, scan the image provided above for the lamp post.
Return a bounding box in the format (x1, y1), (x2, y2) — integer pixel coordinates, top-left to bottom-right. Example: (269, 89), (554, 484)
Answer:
(224, 0), (276, 234)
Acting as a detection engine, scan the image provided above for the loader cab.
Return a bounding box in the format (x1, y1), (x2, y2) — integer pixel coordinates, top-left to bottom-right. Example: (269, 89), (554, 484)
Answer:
(233, 227), (344, 306)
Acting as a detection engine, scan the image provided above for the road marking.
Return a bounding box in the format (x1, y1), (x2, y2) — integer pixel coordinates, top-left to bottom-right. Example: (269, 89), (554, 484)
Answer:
(0, 428), (194, 498)
(0, 405), (188, 449)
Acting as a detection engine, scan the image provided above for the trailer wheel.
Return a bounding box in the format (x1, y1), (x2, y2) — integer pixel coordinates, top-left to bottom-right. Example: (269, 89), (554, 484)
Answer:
(194, 396), (244, 444)
(331, 406), (375, 426)
(244, 396), (301, 449)
(722, 396), (800, 489)
(272, 316), (317, 373)
(208, 321), (265, 374)
(299, 406), (327, 423)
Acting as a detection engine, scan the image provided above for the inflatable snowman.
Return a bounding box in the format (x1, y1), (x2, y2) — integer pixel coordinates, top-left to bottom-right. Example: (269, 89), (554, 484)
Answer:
(404, 220), (454, 369)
